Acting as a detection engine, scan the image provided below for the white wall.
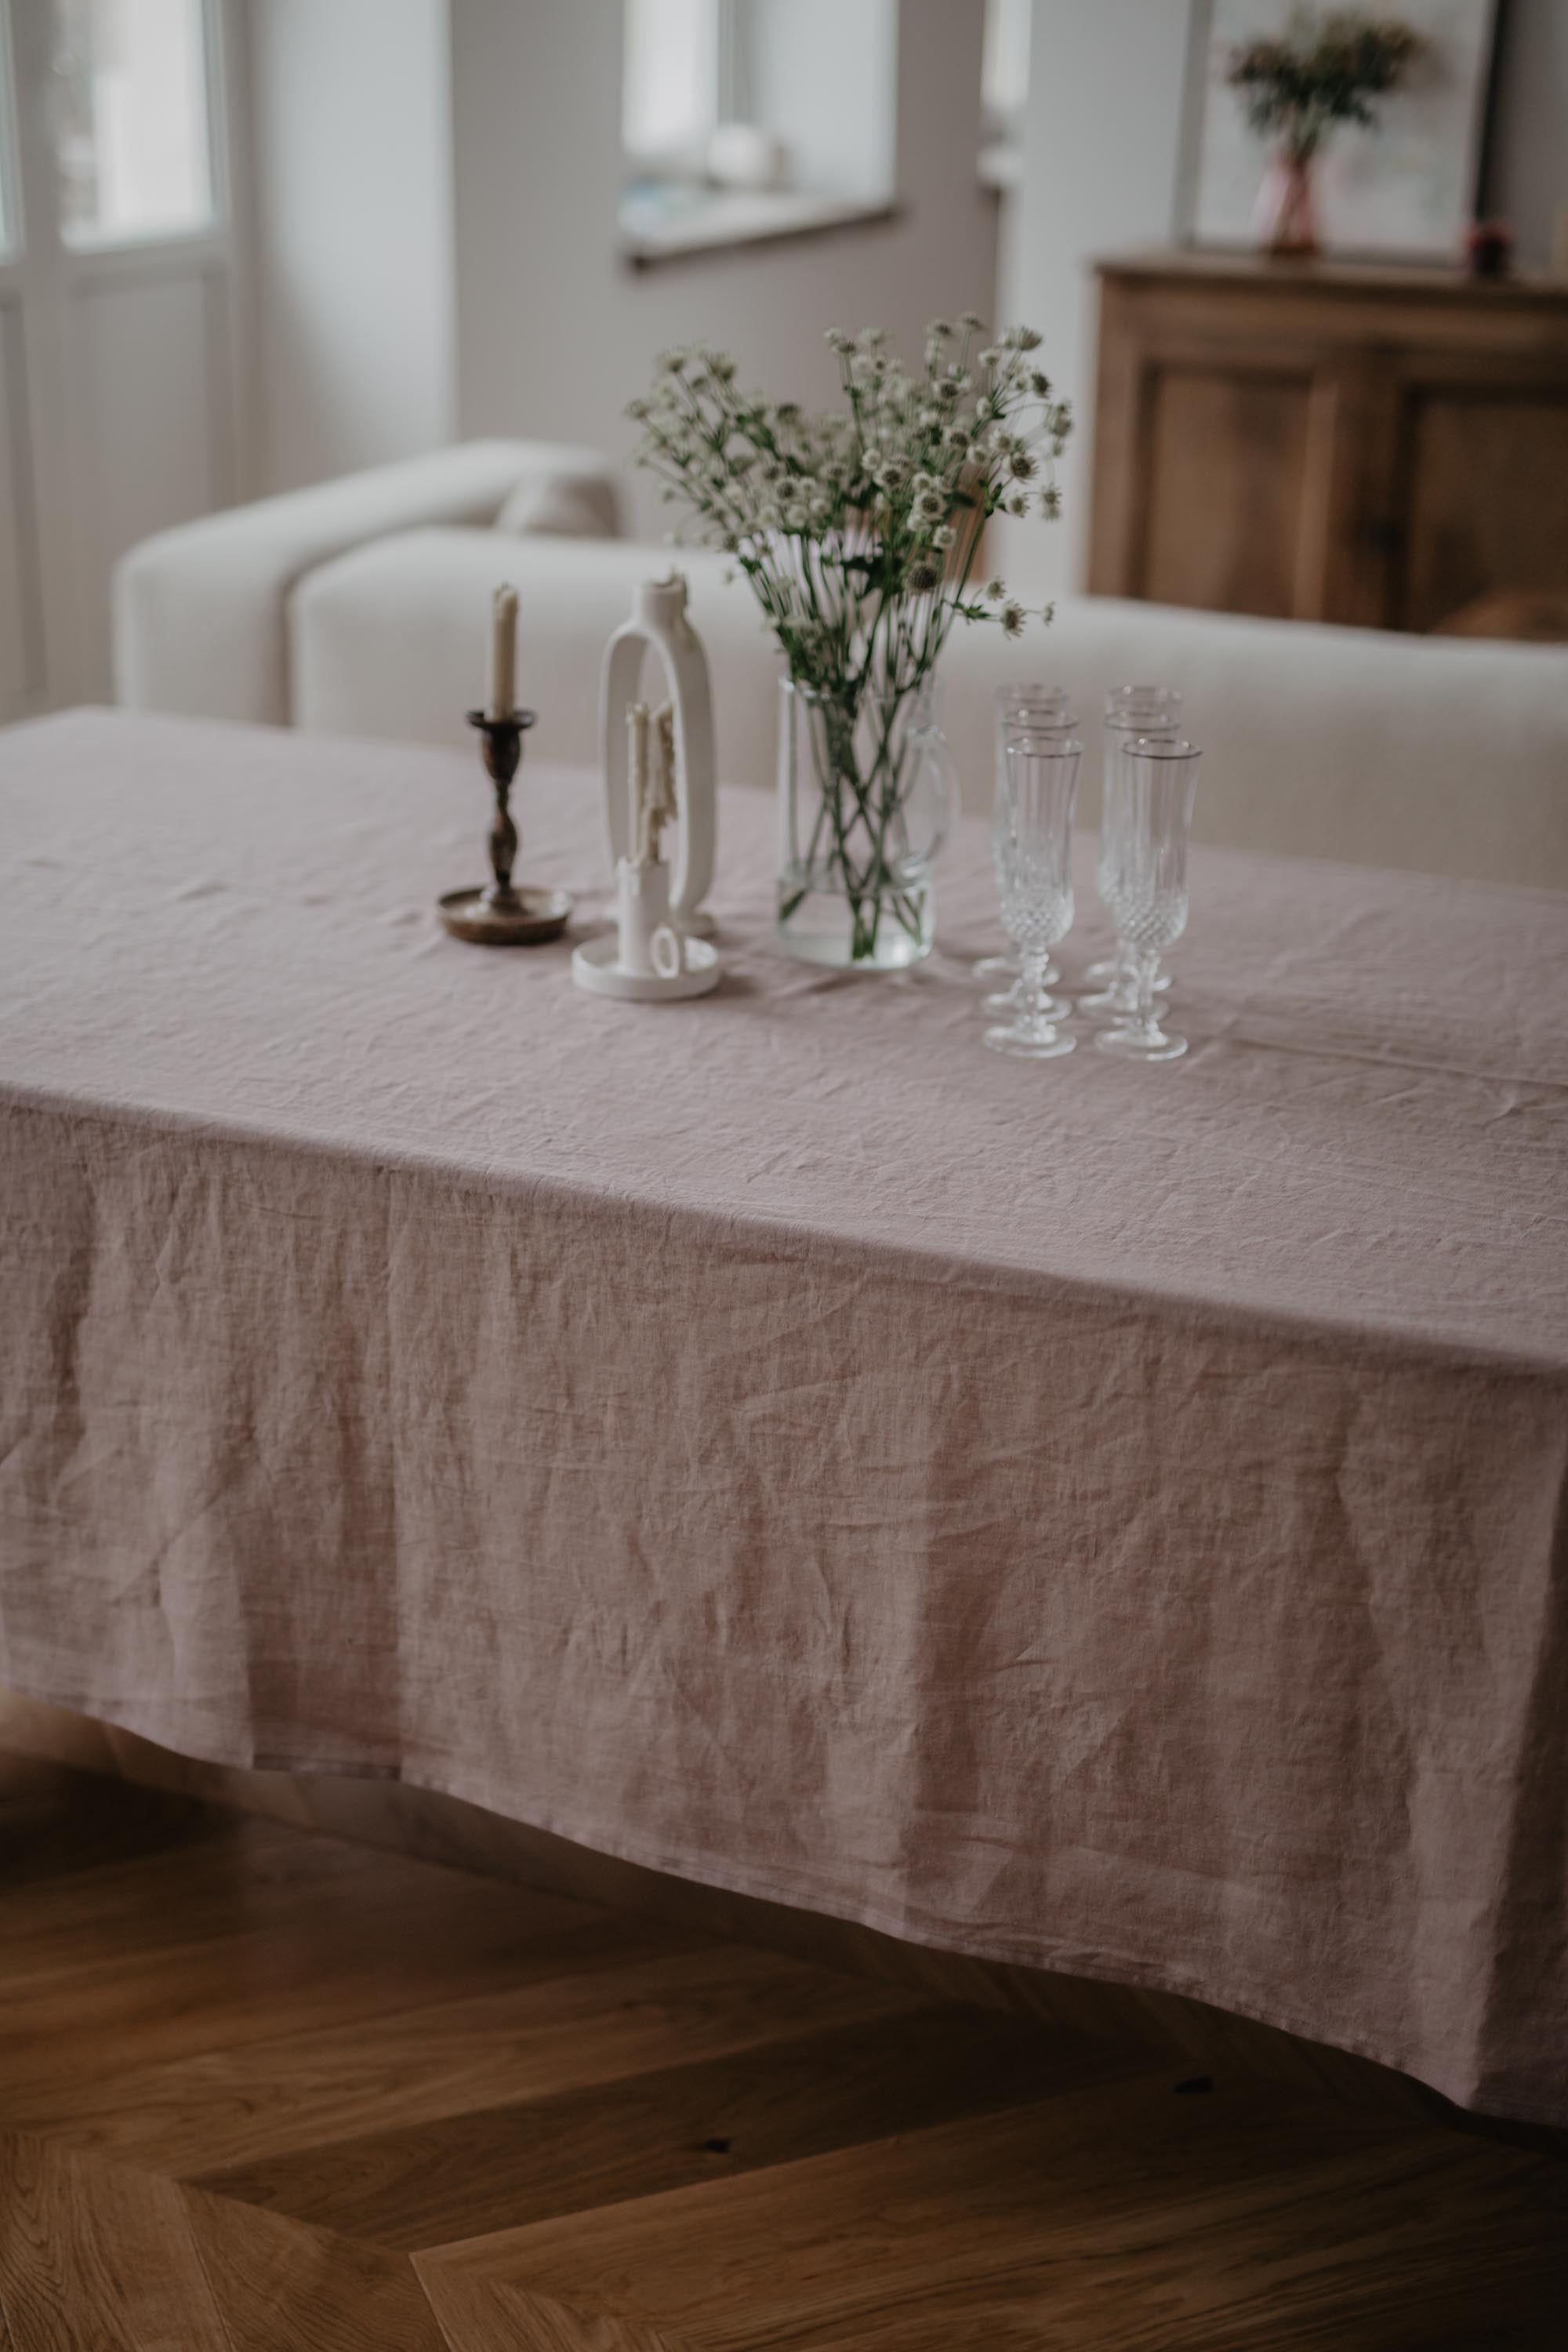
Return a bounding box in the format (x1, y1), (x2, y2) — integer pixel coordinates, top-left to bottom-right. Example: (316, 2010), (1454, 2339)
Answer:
(229, 0), (1563, 570)
(997, 0), (1195, 602)
(243, 0), (456, 494)
(449, 0), (999, 542)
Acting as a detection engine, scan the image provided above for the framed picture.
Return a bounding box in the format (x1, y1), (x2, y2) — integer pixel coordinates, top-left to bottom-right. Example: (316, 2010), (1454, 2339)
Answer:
(1176, 0), (1501, 261)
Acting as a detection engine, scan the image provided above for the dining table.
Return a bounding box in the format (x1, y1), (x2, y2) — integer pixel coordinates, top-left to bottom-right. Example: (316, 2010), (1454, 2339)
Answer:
(2, 706), (1565, 2126)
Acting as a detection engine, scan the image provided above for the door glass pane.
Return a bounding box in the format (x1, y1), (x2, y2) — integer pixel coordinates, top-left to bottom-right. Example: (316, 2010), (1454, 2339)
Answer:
(53, 0), (212, 248)
(623, 0), (719, 166)
(982, 0), (1031, 133)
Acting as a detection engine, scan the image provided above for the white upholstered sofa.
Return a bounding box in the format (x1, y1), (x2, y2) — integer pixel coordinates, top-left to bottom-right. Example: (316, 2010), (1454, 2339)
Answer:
(114, 441), (1568, 889)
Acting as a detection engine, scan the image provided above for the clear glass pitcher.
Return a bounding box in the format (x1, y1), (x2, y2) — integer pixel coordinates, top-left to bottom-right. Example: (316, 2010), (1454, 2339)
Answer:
(776, 677), (957, 971)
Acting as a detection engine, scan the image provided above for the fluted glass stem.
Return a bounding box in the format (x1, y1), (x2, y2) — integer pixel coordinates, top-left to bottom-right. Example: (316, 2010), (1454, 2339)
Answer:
(1131, 947), (1162, 1044)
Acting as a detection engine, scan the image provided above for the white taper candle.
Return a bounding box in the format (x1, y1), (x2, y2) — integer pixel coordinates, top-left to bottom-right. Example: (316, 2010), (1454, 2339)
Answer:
(487, 584), (518, 720)
(627, 701), (651, 862)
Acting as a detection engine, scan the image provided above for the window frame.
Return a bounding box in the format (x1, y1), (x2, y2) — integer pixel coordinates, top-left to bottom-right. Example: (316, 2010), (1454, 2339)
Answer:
(619, 0), (900, 263)
(51, 0), (230, 260)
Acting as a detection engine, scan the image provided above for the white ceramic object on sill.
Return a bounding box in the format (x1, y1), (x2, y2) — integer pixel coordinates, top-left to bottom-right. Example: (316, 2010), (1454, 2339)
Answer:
(600, 574), (717, 935)
(706, 122), (787, 191)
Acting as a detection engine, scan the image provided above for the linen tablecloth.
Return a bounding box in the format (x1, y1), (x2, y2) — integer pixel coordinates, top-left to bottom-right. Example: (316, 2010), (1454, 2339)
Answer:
(3, 709), (1565, 2122)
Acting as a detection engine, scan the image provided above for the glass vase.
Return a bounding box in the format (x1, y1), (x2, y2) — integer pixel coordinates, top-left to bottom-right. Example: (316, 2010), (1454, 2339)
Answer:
(1255, 147), (1321, 258)
(777, 677), (956, 971)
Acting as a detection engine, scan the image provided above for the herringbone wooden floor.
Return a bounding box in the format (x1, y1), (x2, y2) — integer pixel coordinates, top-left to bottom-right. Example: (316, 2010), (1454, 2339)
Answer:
(1, 1749), (1563, 2349)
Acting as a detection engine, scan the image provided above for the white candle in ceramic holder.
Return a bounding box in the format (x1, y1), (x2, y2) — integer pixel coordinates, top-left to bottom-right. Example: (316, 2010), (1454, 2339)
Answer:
(599, 574), (717, 938)
(573, 698), (721, 1003)
(572, 858), (721, 1002)
(614, 858), (684, 981)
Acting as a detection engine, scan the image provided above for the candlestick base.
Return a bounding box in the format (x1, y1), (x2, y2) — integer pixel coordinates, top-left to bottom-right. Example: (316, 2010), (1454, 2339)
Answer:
(438, 706), (571, 944)
(438, 884), (572, 946)
(571, 931), (720, 1000)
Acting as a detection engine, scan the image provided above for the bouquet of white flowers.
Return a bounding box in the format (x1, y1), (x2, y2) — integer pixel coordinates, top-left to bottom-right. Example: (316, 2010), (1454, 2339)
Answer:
(628, 316), (1069, 968)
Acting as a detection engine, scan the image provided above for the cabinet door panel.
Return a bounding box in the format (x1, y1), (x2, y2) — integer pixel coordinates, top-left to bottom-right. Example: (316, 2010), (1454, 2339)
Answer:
(1399, 390), (1568, 632)
(1139, 367), (1312, 619)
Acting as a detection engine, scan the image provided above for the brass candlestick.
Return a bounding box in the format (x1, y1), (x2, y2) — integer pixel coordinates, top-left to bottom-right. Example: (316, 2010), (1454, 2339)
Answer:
(437, 708), (572, 946)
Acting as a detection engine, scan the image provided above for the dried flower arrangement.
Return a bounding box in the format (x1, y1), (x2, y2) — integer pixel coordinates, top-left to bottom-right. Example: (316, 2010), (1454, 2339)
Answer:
(628, 315), (1069, 688)
(1228, 7), (1423, 165)
(626, 318), (1072, 966)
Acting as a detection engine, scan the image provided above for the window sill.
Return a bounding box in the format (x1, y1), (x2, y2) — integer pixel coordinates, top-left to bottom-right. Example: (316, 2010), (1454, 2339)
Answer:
(619, 188), (899, 270)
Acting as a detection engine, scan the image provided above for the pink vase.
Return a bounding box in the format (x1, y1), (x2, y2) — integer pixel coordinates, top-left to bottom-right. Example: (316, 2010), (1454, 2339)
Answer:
(1254, 150), (1321, 259)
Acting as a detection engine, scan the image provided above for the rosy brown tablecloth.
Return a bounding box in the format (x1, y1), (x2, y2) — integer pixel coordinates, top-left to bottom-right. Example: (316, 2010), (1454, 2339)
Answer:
(3, 710), (1565, 2122)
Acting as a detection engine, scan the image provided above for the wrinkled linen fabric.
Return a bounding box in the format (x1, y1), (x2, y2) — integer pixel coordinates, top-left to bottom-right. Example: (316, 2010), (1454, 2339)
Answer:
(2, 709), (1565, 2125)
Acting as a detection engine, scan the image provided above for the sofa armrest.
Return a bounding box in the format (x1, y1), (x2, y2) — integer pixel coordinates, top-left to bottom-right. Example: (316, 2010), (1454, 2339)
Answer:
(112, 440), (622, 726)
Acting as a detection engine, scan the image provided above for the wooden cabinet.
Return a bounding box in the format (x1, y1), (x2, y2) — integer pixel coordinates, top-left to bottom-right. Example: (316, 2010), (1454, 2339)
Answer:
(1087, 251), (1568, 633)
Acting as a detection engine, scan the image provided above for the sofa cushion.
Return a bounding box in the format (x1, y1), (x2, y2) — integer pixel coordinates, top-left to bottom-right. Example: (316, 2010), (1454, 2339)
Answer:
(494, 467), (621, 539)
(290, 526), (1568, 889)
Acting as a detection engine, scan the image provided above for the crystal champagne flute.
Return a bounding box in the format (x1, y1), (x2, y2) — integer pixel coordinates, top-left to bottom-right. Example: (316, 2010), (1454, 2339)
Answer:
(984, 732), (1080, 1060)
(1080, 684), (1182, 1007)
(1096, 738), (1201, 1063)
(976, 684), (1074, 995)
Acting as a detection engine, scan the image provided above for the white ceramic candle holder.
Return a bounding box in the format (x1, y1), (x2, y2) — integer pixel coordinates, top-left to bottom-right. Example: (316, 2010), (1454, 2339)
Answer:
(600, 575), (717, 937)
(572, 858), (720, 1001)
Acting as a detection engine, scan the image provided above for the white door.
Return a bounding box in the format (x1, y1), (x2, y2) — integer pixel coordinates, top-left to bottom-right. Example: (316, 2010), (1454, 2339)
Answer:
(0, 0), (245, 717)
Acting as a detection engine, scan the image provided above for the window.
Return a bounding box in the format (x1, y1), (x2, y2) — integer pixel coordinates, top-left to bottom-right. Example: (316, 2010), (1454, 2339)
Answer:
(982, 0), (1031, 138)
(51, 0), (214, 249)
(980, 0), (1030, 189)
(621, 0), (897, 261)
(623, 0), (721, 172)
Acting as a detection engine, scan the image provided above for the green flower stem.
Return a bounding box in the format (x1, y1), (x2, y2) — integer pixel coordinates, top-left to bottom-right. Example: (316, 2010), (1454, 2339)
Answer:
(791, 685), (926, 961)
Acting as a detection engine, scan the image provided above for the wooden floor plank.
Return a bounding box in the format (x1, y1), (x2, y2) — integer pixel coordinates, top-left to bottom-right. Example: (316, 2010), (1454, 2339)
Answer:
(0, 2132), (232, 2352)
(180, 2187), (452, 2352)
(720, 2140), (1568, 2351)
(0, 1751), (226, 1889)
(5, 1753), (1563, 2349)
(0, 1807), (403, 1980)
(193, 2007), (1139, 2252)
(0, 1874), (615, 2101)
(417, 2267), (688, 2352)
(418, 2079), (1374, 2311)
(420, 2077), (1567, 2349)
(9, 1940), (918, 2177)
